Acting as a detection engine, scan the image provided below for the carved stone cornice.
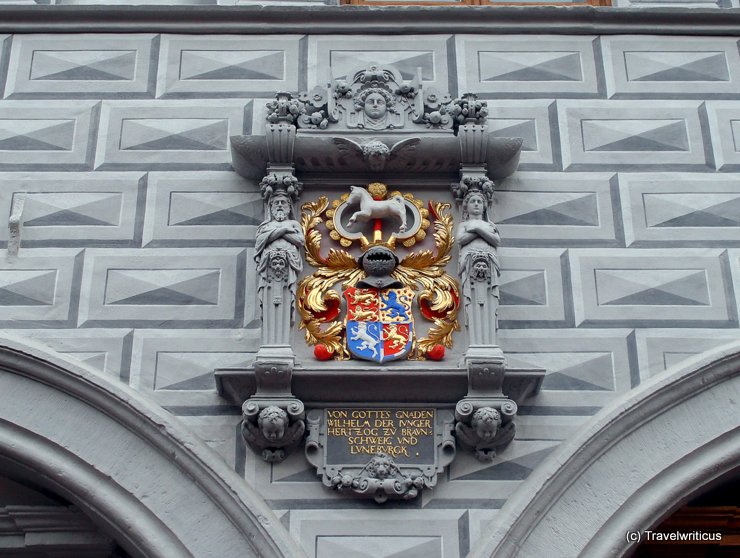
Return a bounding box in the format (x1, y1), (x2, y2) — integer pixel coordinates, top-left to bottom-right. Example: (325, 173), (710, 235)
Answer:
(234, 133), (524, 180)
(2, 6), (740, 37)
(230, 64), (523, 183)
(215, 365), (544, 407)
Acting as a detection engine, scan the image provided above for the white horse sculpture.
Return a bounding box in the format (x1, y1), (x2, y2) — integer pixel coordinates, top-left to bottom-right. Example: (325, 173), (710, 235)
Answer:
(346, 185), (407, 233)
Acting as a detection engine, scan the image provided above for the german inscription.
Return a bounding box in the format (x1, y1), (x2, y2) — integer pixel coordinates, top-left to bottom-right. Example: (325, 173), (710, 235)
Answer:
(326, 408), (435, 465)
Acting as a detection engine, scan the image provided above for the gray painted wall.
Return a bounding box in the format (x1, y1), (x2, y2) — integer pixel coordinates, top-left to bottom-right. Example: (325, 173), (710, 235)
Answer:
(0, 25), (739, 558)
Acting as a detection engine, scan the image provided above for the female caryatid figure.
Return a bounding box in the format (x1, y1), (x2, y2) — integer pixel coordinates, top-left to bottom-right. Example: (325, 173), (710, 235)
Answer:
(255, 192), (304, 348)
(456, 190), (501, 347)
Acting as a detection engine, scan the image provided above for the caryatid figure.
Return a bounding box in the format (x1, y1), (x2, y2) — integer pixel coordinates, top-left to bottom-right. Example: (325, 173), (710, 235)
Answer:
(456, 190), (501, 347)
(255, 192), (304, 348)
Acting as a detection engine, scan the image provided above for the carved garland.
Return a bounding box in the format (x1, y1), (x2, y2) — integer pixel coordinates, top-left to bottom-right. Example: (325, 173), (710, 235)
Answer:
(297, 197), (460, 361)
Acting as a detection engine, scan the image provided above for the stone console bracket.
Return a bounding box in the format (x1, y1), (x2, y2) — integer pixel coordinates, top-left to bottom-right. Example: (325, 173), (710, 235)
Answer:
(215, 362), (545, 470)
(238, 361), (306, 463)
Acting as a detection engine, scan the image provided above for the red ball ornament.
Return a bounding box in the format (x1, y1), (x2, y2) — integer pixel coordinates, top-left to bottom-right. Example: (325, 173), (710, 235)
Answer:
(427, 344), (445, 361)
(314, 344), (333, 361)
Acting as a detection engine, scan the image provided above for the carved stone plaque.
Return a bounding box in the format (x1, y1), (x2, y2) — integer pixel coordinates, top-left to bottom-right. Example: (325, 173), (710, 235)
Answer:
(326, 408), (436, 464)
(306, 407), (455, 502)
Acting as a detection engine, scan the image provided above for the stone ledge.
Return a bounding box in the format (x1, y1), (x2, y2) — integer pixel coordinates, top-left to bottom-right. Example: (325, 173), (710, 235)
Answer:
(1, 6), (740, 35)
(215, 365), (544, 406)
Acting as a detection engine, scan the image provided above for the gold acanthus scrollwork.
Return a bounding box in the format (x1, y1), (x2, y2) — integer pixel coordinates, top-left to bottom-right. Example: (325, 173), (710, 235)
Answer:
(297, 196), (460, 361)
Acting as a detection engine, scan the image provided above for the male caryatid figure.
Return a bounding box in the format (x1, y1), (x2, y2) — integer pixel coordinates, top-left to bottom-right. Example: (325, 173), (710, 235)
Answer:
(255, 192), (304, 351)
(456, 190), (501, 348)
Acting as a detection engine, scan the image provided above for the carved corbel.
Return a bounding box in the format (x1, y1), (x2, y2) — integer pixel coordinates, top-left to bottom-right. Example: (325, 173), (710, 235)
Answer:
(454, 399), (516, 463)
(453, 93), (489, 164)
(451, 93), (524, 180)
(241, 361), (306, 463)
(265, 91), (302, 168)
(455, 360), (517, 461)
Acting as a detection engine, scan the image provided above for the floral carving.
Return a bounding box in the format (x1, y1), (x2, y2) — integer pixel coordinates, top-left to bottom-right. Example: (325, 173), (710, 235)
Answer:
(449, 93), (489, 127)
(266, 91), (304, 124)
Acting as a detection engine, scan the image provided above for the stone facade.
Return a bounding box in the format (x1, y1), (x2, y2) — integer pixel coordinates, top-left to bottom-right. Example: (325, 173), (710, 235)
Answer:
(1, 4), (740, 558)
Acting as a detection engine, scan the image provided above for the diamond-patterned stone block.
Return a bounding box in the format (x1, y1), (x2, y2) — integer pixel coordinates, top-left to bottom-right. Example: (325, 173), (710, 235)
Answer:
(498, 248), (567, 326)
(704, 101), (740, 171)
(0, 328), (132, 379)
(619, 173), (740, 246)
(0, 172), (143, 245)
(177, 414), (242, 469)
(431, 439), (558, 508)
(308, 35), (450, 92)
(730, 249), (740, 321)
(0, 36), (9, 92)
(570, 249), (733, 326)
(0, 249), (82, 326)
(456, 35), (599, 97)
(499, 328), (634, 407)
(495, 172), (617, 245)
(0, 101), (98, 169)
(157, 35), (302, 97)
(142, 171), (262, 246)
(601, 36), (740, 98)
(130, 328), (258, 407)
(4, 34), (157, 98)
(485, 100), (555, 169)
(78, 248), (245, 326)
(559, 100), (708, 170)
(290, 510), (465, 558)
(94, 100), (250, 169)
(447, 440), (560, 485)
(317, 536), (441, 558)
(635, 328), (740, 382)
(244, 447), (331, 502)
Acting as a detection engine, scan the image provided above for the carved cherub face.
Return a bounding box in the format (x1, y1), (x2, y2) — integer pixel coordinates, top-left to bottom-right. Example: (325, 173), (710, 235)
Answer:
(262, 419), (285, 442)
(472, 408), (501, 441)
(270, 195), (291, 222)
(364, 92), (387, 120)
(466, 193), (486, 219)
(258, 407), (288, 442)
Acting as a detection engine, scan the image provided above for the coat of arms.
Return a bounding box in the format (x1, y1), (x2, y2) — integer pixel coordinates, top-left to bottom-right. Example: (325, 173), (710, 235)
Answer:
(297, 182), (460, 362)
(345, 286), (414, 362)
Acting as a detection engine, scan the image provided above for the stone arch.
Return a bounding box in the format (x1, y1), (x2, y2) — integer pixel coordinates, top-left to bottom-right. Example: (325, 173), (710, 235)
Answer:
(469, 341), (740, 558)
(0, 334), (305, 558)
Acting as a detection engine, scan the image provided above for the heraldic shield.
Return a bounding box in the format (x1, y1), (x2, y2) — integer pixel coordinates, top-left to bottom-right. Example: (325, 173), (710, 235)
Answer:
(345, 287), (415, 363)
